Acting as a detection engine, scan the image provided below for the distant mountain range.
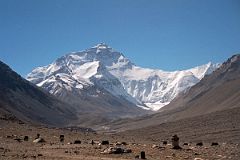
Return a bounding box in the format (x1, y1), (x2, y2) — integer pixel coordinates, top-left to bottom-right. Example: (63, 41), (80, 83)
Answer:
(106, 54), (240, 132)
(27, 43), (219, 111)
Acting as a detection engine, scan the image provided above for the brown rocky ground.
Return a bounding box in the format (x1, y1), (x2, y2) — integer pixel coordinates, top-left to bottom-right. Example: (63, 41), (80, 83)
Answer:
(1, 114), (240, 160)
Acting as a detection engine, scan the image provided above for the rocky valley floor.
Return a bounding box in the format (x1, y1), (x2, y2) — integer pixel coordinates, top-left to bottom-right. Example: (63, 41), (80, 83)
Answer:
(1, 111), (240, 160)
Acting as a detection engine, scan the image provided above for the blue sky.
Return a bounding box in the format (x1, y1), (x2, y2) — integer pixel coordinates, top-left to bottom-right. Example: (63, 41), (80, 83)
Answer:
(0, 0), (240, 77)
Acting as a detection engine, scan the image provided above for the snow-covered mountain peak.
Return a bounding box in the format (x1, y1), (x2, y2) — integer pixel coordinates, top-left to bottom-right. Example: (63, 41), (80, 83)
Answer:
(27, 44), (220, 111)
(92, 43), (111, 50)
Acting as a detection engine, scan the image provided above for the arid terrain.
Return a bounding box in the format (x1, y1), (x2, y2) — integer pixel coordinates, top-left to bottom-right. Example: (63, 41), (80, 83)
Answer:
(1, 106), (240, 160)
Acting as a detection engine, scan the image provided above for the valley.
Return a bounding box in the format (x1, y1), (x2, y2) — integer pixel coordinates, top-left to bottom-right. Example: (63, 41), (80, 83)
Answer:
(1, 106), (240, 160)
(0, 47), (239, 160)
(1, 1), (240, 159)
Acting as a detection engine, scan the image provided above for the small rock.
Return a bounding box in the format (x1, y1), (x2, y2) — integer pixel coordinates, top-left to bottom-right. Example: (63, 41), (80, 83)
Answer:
(121, 142), (127, 145)
(101, 147), (125, 154)
(217, 155), (226, 158)
(114, 142), (122, 146)
(33, 138), (45, 143)
(18, 121), (24, 125)
(101, 140), (109, 145)
(24, 136), (29, 141)
(186, 148), (193, 151)
(211, 142), (219, 146)
(189, 146), (195, 150)
(159, 146), (166, 150)
(162, 141), (167, 145)
(152, 144), (159, 148)
(37, 154), (43, 157)
(23, 154), (28, 158)
(135, 155), (140, 159)
(6, 135), (12, 138)
(196, 142), (203, 146)
(73, 140), (81, 144)
(167, 144), (172, 147)
(194, 158), (204, 160)
(14, 138), (22, 142)
(124, 149), (132, 153)
(114, 148), (124, 154)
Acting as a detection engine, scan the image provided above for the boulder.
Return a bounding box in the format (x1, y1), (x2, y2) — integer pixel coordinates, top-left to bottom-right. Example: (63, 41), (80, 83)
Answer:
(101, 140), (109, 145)
(33, 138), (45, 143)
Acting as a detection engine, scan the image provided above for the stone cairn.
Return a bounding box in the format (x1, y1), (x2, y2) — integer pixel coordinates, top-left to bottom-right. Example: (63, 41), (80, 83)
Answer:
(60, 135), (64, 143)
(172, 135), (181, 149)
(140, 151), (146, 159)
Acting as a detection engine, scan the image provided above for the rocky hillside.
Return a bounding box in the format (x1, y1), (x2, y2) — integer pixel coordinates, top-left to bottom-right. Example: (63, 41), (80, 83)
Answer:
(0, 60), (77, 126)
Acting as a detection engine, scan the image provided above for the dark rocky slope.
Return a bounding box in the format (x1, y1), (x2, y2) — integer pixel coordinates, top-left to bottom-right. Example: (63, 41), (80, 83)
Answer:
(0, 60), (77, 126)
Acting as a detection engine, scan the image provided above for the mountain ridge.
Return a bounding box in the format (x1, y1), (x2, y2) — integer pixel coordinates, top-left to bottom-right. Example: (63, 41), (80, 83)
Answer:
(105, 54), (240, 132)
(27, 43), (219, 111)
